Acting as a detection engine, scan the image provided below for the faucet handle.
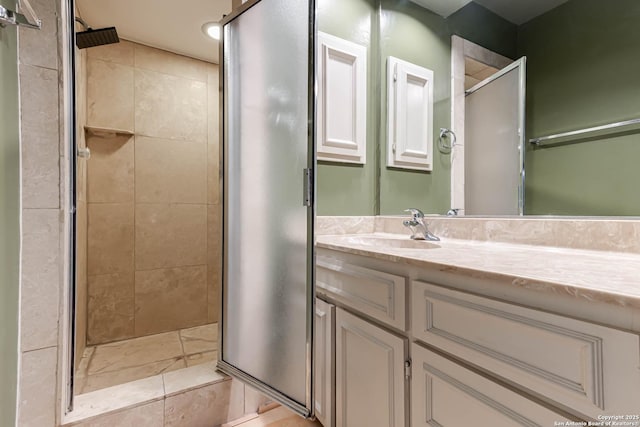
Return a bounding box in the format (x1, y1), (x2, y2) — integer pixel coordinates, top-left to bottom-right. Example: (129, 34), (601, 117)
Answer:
(404, 208), (424, 220)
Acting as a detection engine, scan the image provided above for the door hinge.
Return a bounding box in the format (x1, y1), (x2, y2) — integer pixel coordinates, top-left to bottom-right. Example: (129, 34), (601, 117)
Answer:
(404, 360), (411, 380)
(303, 168), (312, 207)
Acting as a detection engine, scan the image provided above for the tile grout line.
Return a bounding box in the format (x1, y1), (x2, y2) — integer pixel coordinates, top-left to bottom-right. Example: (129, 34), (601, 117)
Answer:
(88, 326), (207, 348)
(206, 68), (211, 325)
(177, 327), (187, 360)
(132, 43), (139, 342)
(132, 56), (137, 337)
(90, 55), (209, 84)
(86, 201), (209, 206)
(85, 264), (209, 283)
(19, 343), (57, 354)
(162, 392), (167, 425)
(81, 346), (98, 394)
(84, 355), (185, 378)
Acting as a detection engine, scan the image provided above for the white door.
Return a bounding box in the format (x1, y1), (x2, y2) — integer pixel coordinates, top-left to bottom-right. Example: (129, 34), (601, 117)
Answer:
(218, 0), (316, 418)
(465, 58), (526, 215)
(335, 308), (406, 427)
(315, 299), (335, 427)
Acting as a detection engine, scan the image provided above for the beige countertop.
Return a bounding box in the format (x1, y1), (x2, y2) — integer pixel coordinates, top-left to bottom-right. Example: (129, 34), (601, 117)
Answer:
(316, 233), (640, 310)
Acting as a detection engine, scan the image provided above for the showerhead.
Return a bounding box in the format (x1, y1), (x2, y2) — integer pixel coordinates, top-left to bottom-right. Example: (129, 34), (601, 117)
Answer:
(75, 20), (120, 49)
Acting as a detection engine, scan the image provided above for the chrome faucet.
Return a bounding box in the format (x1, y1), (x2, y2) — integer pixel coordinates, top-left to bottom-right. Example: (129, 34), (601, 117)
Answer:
(403, 208), (440, 241)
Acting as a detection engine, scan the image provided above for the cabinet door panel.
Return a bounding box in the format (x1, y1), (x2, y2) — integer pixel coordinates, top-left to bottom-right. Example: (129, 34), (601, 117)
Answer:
(387, 56), (434, 171)
(411, 344), (566, 426)
(315, 299), (335, 427)
(412, 281), (640, 417)
(316, 32), (367, 164)
(336, 308), (406, 427)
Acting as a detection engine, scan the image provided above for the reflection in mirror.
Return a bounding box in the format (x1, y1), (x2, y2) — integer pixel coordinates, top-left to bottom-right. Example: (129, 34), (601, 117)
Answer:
(317, 0), (640, 217)
(317, 0), (379, 216)
(378, 0), (454, 215)
(520, 0), (640, 216)
(462, 58), (526, 216)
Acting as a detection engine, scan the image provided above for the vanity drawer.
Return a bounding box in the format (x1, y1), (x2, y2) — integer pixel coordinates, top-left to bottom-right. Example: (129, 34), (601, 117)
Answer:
(411, 343), (566, 426)
(317, 258), (406, 330)
(411, 281), (640, 418)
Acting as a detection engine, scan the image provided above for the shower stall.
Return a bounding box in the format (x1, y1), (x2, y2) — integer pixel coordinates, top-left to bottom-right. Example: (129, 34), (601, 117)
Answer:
(71, 0), (318, 421)
(72, 5), (222, 395)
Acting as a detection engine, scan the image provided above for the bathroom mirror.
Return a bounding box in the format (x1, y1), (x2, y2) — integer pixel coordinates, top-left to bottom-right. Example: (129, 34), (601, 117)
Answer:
(317, 0), (640, 217)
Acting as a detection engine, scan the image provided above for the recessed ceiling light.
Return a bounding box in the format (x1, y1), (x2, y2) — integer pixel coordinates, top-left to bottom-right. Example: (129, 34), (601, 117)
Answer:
(202, 22), (221, 41)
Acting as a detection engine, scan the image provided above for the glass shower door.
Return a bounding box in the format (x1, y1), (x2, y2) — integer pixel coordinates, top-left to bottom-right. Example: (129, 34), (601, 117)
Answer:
(465, 58), (526, 215)
(218, 0), (316, 418)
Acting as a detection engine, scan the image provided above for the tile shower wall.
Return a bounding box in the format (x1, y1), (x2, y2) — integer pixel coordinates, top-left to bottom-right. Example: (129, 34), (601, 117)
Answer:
(83, 40), (220, 345)
(16, 0), (62, 424)
(75, 14), (89, 370)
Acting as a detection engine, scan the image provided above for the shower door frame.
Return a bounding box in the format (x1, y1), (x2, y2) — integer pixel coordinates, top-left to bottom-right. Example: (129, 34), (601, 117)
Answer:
(63, 0), (78, 414)
(464, 57), (527, 215)
(449, 36), (526, 215)
(217, 0), (317, 419)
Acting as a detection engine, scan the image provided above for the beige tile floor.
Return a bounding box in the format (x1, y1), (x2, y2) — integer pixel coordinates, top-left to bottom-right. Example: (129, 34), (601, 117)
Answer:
(75, 323), (218, 394)
(226, 406), (323, 427)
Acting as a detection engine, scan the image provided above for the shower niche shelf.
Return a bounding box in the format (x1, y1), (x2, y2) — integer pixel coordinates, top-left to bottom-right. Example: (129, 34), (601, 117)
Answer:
(84, 126), (134, 138)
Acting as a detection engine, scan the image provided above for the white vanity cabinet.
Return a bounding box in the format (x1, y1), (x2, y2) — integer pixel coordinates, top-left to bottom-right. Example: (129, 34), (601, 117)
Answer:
(317, 259), (410, 427)
(314, 293), (409, 427)
(315, 249), (640, 426)
(335, 308), (407, 427)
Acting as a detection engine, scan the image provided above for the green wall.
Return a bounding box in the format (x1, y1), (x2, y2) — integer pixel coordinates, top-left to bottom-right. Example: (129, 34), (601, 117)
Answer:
(378, 0), (516, 215)
(317, 0), (379, 215)
(0, 1), (21, 424)
(378, 0), (451, 215)
(448, 2), (517, 59)
(520, 0), (640, 215)
(319, 0), (640, 217)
